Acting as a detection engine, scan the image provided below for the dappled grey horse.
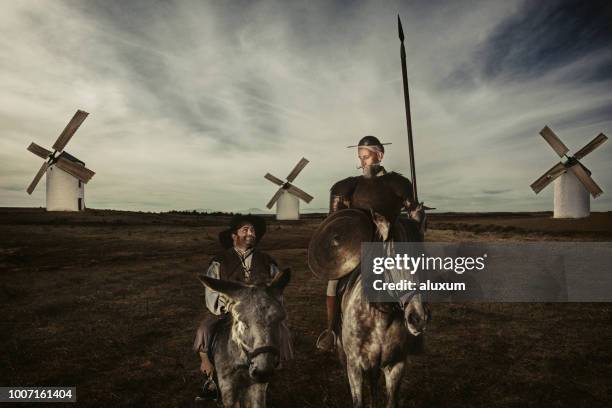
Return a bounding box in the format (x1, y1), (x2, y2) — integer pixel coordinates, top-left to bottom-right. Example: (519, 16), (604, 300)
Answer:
(198, 268), (291, 408)
(339, 215), (429, 408)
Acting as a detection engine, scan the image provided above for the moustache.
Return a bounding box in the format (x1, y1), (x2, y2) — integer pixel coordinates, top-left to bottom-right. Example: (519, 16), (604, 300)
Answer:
(356, 162), (382, 170)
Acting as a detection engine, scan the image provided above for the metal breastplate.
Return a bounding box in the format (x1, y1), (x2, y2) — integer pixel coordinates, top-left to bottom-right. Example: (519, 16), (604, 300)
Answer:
(351, 177), (404, 223)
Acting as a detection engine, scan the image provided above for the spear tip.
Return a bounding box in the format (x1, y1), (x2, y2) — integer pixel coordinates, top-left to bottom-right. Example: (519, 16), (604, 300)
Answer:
(398, 14), (404, 42)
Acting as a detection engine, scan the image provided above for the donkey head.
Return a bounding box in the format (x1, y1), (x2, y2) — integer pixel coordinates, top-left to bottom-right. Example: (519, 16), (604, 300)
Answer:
(199, 269), (290, 383)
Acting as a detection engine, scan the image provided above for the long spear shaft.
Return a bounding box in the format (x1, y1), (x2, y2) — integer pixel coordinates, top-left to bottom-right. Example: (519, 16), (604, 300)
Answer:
(398, 15), (418, 205)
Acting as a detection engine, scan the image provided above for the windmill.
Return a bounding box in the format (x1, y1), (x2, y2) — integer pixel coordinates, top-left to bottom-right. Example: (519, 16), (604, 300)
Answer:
(530, 126), (607, 218)
(26, 109), (95, 211)
(264, 158), (314, 220)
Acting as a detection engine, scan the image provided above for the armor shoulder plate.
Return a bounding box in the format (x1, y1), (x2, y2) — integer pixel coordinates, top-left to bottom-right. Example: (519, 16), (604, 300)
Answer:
(330, 176), (359, 195)
(384, 172), (414, 201)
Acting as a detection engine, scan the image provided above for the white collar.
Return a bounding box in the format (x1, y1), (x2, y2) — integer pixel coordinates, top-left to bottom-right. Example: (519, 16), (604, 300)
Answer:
(233, 246), (254, 258)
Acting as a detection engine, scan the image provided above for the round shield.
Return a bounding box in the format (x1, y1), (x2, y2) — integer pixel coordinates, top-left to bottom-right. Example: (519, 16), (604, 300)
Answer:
(308, 208), (373, 280)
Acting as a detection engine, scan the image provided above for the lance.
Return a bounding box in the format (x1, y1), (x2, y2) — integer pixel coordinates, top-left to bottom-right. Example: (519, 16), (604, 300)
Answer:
(397, 15), (419, 205)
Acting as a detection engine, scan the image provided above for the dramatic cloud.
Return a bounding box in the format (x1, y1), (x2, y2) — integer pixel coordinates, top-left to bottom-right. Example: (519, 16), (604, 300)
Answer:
(1, 0), (611, 212)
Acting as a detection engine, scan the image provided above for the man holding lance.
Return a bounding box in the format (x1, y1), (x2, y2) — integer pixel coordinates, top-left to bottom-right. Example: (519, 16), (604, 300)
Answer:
(315, 15), (429, 352)
(315, 136), (426, 351)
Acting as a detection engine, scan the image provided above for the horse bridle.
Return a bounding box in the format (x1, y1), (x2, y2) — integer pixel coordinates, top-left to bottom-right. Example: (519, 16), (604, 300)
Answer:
(368, 214), (422, 310)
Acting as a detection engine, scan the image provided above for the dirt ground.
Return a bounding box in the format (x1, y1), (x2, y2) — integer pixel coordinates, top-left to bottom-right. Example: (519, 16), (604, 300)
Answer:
(1, 208), (611, 407)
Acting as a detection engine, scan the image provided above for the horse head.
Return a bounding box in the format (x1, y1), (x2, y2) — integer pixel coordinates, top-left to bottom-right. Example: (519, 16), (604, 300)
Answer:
(199, 268), (291, 383)
(403, 293), (430, 336)
(370, 210), (431, 336)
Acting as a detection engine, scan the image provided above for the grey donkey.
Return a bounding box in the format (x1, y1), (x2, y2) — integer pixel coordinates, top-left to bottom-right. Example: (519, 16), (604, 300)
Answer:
(339, 214), (430, 408)
(198, 268), (291, 408)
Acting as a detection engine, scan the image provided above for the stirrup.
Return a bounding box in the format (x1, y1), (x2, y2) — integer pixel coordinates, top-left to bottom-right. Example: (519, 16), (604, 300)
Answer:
(316, 328), (337, 351)
(195, 374), (219, 402)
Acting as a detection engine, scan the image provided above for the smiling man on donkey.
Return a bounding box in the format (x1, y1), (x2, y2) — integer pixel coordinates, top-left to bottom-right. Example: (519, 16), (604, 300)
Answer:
(193, 214), (293, 402)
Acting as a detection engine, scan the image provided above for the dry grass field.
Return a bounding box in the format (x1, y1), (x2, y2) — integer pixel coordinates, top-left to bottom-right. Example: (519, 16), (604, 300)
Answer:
(1, 208), (611, 407)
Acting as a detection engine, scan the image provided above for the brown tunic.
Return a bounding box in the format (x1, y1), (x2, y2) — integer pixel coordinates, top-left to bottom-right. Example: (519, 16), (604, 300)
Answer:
(211, 248), (277, 284)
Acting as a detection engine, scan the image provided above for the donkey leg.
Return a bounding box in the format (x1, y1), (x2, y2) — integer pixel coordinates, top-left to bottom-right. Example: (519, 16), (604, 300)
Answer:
(217, 376), (239, 408)
(383, 362), (405, 408)
(346, 360), (364, 408)
(243, 383), (267, 408)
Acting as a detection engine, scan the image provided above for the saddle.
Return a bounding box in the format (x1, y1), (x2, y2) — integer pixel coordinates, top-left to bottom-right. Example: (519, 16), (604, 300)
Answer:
(334, 268), (403, 333)
(332, 267), (361, 334)
(206, 315), (231, 366)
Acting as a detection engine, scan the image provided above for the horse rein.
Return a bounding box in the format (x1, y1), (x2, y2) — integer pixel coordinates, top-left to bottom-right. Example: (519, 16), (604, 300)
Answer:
(366, 214), (421, 312)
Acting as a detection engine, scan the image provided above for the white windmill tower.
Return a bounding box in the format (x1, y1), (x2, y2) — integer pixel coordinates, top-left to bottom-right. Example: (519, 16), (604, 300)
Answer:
(264, 158), (314, 220)
(530, 126), (607, 218)
(26, 110), (96, 211)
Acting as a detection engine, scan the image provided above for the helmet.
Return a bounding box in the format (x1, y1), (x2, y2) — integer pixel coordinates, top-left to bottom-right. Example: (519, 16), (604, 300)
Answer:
(347, 135), (391, 153)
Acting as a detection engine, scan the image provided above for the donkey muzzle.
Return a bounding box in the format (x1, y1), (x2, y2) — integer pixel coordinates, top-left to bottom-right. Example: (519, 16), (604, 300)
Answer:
(246, 345), (280, 383)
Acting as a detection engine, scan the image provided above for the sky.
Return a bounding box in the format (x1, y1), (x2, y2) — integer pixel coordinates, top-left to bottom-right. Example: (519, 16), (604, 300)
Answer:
(1, 0), (611, 212)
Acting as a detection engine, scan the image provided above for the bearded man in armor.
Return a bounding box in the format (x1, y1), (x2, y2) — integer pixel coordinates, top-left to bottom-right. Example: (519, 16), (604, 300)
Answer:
(316, 135), (427, 352)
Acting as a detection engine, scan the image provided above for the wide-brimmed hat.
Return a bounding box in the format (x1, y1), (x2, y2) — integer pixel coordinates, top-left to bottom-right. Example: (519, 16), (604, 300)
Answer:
(218, 214), (267, 249)
(347, 135), (391, 154)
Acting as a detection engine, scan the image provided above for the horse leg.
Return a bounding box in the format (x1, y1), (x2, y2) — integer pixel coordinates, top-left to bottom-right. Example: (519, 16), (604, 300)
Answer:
(243, 383), (267, 408)
(346, 359), (364, 408)
(383, 362), (405, 408)
(368, 368), (381, 408)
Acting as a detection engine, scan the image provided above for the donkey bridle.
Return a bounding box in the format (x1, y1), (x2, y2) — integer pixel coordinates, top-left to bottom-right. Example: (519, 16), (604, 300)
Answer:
(239, 344), (280, 368)
(246, 345), (280, 361)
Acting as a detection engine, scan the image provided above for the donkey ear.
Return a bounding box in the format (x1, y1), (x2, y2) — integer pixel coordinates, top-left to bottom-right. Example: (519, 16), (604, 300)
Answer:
(268, 268), (291, 294)
(199, 275), (244, 299)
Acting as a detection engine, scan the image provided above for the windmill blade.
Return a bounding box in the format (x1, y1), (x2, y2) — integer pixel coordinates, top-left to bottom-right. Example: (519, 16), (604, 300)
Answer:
(55, 157), (95, 182)
(27, 142), (52, 159)
(530, 162), (566, 194)
(574, 133), (608, 160)
(569, 163), (603, 198)
(285, 158), (309, 182)
(264, 173), (285, 186)
(287, 184), (314, 203)
(52, 110), (89, 152)
(27, 161), (49, 194)
(266, 188), (284, 209)
(540, 126), (569, 157)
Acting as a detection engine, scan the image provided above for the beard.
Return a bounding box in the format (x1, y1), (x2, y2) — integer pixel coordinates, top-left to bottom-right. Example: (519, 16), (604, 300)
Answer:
(362, 163), (382, 178)
(234, 234), (255, 250)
